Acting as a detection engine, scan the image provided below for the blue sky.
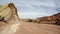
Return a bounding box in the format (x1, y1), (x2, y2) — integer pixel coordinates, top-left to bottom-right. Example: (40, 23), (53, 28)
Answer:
(0, 0), (60, 19)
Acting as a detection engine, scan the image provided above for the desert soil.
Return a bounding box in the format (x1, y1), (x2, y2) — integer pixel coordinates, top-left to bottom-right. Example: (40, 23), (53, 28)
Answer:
(15, 22), (60, 34)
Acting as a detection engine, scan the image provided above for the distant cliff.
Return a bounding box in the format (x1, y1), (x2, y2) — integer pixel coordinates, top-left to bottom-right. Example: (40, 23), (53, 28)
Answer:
(36, 13), (60, 25)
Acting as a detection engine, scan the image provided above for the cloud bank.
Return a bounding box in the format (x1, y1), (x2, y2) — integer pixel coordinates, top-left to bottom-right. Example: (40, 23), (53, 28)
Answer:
(0, 0), (60, 19)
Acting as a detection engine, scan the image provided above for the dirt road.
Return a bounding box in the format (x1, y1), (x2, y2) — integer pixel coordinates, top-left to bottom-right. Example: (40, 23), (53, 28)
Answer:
(15, 22), (60, 34)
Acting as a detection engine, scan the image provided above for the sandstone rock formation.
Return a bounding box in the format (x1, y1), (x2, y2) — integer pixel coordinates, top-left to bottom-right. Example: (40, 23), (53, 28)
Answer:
(0, 3), (20, 34)
(0, 3), (18, 22)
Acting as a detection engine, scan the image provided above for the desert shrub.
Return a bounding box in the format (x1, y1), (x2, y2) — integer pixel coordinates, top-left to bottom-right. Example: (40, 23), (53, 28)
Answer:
(36, 21), (41, 23)
(55, 19), (60, 25)
(28, 19), (33, 22)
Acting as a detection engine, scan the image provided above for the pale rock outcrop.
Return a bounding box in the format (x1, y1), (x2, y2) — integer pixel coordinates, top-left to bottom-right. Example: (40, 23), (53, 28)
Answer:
(0, 3), (20, 34)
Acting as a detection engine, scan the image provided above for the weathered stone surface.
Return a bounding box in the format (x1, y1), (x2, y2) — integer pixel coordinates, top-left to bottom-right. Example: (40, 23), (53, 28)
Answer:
(0, 3), (19, 22)
(0, 3), (20, 34)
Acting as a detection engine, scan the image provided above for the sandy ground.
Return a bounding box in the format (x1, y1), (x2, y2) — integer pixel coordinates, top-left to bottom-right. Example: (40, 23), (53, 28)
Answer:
(15, 22), (60, 34)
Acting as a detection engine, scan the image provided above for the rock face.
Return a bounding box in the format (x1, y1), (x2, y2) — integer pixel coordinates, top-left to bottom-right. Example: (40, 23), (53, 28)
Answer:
(36, 13), (60, 25)
(0, 3), (18, 22)
(0, 3), (20, 34)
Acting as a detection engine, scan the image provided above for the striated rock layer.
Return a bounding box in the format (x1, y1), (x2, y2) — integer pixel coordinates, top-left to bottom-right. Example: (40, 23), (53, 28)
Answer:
(36, 13), (60, 25)
(0, 3), (20, 34)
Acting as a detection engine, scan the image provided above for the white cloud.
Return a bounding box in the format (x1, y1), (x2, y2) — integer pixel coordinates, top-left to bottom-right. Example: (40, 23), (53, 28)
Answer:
(0, 0), (60, 19)
(14, 0), (59, 18)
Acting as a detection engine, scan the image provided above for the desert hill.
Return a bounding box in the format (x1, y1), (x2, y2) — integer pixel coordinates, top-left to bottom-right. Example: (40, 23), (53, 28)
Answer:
(36, 13), (60, 25)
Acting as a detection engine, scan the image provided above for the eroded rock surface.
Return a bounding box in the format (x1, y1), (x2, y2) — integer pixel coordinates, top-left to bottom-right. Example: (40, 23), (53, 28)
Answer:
(0, 3), (20, 34)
